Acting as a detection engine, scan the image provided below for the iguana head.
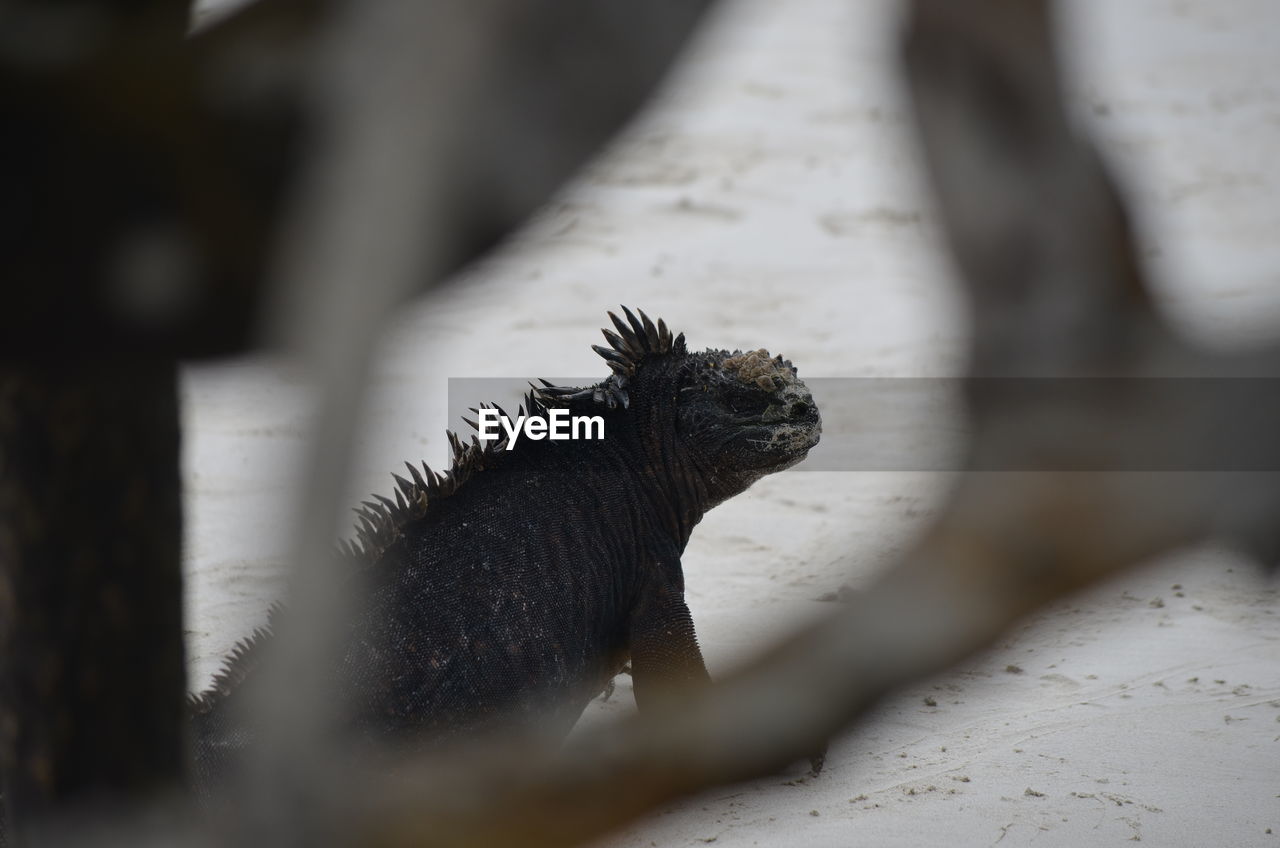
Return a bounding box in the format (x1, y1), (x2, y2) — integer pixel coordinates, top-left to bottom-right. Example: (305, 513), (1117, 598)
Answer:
(537, 307), (820, 505)
(674, 345), (820, 479)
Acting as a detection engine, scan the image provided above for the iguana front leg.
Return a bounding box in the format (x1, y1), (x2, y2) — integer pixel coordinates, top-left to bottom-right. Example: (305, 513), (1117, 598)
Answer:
(627, 583), (711, 711)
(629, 581), (826, 776)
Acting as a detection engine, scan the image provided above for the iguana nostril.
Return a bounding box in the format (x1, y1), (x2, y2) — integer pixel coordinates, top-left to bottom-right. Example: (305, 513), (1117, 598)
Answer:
(789, 401), (811, 419)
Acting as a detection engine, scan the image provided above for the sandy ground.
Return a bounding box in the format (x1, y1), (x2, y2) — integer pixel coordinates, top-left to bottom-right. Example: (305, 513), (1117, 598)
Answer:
(184, 0), (1280, 844)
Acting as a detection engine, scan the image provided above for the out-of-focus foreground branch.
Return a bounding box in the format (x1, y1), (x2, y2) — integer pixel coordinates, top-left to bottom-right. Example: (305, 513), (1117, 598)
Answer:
(311, 2), (1280, 846)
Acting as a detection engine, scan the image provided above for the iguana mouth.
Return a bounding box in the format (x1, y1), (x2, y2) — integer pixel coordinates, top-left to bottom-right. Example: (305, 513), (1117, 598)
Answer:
(742, 419), (820, 464)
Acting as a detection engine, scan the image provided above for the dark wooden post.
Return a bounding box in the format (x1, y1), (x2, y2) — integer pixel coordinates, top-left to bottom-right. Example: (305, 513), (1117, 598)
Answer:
(0, 361), (185, 841)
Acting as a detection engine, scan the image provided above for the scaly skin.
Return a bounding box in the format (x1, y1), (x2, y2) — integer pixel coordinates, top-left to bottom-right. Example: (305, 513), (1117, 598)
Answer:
(189, 308), (821, 789)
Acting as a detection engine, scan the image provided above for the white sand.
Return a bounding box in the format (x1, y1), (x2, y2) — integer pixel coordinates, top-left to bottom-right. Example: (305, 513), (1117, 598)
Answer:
(184, 0), (1280, 844)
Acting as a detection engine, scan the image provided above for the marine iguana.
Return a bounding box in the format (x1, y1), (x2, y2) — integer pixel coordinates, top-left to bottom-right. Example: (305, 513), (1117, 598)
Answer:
(188, 307), (821, 786)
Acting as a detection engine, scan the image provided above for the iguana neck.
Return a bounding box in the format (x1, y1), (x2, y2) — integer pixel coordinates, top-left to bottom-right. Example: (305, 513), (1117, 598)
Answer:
(618, 406), (711, 551)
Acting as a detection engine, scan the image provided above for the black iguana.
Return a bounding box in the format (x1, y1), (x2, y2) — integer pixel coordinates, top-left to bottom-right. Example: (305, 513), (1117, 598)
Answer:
(188, 307), (821, 787)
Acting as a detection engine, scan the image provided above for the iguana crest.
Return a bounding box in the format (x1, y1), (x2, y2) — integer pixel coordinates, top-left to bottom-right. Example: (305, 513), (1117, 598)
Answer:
(343, 306), (696, 565)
